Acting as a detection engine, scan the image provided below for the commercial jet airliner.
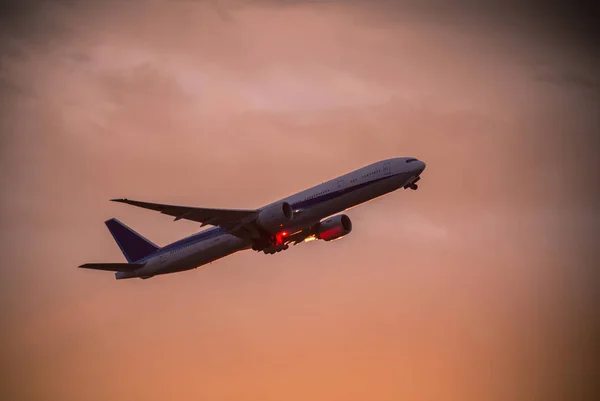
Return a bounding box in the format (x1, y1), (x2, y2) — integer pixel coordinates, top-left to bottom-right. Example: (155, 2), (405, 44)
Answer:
(80, 157), (426, 279)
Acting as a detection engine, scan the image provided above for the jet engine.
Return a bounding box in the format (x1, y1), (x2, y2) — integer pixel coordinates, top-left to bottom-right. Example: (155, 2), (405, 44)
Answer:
(316, 214), (352, 241)
(256, 201), (294, 233)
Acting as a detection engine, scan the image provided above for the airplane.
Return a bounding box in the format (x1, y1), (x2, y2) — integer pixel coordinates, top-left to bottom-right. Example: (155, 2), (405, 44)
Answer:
(79, 157), (426, 280)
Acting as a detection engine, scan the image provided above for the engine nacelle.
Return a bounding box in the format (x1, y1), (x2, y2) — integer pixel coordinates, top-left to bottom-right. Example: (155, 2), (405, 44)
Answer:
(256, 201), (294, 233)
(316, 214), (352, 241)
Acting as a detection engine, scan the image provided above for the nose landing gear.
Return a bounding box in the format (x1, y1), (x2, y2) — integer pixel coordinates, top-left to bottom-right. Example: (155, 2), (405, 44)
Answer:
(404, 176), (421, 190)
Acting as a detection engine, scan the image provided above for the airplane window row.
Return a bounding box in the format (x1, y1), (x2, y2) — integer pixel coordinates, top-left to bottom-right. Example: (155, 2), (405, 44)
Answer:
(362, 169), (381, 178)
(305, 189), (329, 200)
(169, 242), (198, 254)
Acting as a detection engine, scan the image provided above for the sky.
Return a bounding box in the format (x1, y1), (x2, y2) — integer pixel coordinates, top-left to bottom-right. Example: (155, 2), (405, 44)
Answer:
(0, 1), (598, 400)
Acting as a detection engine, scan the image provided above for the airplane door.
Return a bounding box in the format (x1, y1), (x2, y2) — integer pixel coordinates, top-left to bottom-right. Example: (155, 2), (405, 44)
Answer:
(383, 161), (391, 175)
(337, 179), (346, 190)
(159, 253), (168, 265)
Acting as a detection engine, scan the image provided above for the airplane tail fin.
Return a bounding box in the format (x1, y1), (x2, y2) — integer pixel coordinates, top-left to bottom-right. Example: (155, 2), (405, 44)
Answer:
(104, 218), (159, 263)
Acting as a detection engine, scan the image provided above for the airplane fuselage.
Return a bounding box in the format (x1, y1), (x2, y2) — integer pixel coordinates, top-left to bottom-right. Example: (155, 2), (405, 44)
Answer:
(114, 157), (425, 279)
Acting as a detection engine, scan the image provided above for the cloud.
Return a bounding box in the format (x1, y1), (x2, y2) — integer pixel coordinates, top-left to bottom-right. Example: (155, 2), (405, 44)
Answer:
(536, 69), (600, 92)
(0, 1), (597, 401)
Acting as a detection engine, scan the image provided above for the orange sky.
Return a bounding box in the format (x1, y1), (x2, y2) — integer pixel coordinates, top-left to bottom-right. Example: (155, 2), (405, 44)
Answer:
(0, 1), (598, 401)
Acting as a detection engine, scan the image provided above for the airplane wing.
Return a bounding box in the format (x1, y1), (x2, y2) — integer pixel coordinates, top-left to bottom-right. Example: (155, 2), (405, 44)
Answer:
(110, 198), (260, 238)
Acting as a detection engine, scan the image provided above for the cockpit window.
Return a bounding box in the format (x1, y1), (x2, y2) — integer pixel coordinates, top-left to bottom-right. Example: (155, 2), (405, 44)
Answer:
(406, 158), (418, 163)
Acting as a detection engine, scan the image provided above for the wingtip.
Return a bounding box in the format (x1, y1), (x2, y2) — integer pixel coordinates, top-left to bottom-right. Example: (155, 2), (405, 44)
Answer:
(110, 198), (127, 203)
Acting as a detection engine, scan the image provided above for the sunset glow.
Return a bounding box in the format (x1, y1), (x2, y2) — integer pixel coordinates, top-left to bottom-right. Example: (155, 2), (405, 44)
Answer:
(0, 2), (596, 401)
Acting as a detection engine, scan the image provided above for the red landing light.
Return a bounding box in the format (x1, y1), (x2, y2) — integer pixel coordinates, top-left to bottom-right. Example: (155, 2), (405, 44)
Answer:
(275, 231), (289, 246)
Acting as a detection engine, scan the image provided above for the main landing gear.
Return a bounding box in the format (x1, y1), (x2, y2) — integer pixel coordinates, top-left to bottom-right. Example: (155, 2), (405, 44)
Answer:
(263, 244), (289, 255)
(251, 237), (290, 254)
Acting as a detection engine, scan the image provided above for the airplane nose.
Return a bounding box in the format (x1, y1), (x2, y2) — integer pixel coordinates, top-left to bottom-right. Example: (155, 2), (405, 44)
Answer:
(395, 157), (426, 175)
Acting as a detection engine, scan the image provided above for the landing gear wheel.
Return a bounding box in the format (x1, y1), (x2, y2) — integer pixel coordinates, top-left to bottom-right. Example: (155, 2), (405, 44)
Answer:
(410, 183), (418, 190)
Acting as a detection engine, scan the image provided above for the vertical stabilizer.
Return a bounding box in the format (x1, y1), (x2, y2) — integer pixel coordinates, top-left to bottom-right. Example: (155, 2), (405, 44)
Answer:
(104, 218), (159, 263)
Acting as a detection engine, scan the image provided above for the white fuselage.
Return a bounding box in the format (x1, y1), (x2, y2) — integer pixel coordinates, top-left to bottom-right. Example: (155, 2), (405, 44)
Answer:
(133, 157), (425, 277)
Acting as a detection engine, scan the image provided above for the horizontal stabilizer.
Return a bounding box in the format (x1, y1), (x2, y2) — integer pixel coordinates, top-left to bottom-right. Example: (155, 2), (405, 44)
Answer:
(79, 263), (145, 272)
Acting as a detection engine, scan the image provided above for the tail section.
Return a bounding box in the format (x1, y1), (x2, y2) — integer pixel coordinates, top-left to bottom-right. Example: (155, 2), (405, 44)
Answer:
(79, 263), (145, 272)
(104, 218), (159, 263)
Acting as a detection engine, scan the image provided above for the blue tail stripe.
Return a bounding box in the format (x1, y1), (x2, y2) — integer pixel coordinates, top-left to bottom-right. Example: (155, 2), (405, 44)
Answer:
(104, 218), (159, 263)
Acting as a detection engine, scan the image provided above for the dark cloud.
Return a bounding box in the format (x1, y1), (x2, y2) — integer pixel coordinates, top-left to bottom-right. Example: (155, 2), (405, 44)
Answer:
(536, 69), (600, 91)
(0, 75), (23, 96)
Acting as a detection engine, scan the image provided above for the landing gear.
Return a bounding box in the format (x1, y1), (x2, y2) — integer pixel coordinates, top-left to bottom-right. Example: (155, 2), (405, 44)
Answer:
(404, 176), (421, 190)
(263, 244), (289, 255)
(252, 237), (290, 254)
